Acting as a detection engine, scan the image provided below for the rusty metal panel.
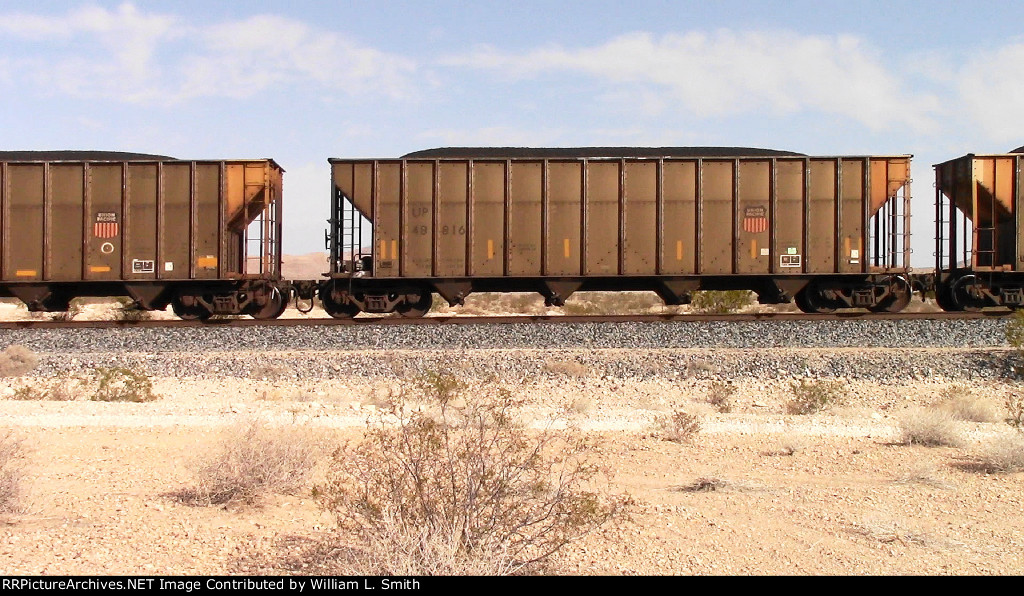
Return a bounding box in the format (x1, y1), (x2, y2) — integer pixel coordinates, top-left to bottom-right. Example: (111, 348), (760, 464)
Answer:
(404, 161), (434, 277)
(806, 159), (836, 273)
(546, 161), (582, 276)
(736, 160), (770, 274)
(1018, 156), (1024, 271)
(49, 164), (84, 281)
(839, 159), (865, 273)
(6, 164), (45, 282)
(699, 160), (734, 274)
(436, 161), (468, 276)
(193, 164), (221, 280)
(584, 161), (619, 275)
(623, 161), (657, 275)
(85, 164), (123, 281)
(660, 160), (697, 274)
(508, 161), (542, 276)
(470, 161), (505, 276)
(773, 159), (804, 273)
(374, 162), (401, 277)
(126, 164), (158, 280)
(161, 163), (192, 280)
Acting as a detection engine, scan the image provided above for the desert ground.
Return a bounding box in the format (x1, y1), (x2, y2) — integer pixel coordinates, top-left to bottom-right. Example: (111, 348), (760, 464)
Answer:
(0, 289), (1022, 576)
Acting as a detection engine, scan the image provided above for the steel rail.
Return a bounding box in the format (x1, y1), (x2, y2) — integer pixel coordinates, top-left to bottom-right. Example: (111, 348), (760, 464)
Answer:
(0, 309), (1013, 329)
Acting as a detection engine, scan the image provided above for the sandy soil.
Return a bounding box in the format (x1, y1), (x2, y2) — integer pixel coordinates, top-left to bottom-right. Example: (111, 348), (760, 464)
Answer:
(1, 369), (1021, 576)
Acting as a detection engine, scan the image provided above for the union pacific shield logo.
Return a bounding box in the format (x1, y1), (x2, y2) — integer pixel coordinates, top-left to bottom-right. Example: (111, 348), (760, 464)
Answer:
(94, 212), (119, 239)
(742, 206), (768, 234)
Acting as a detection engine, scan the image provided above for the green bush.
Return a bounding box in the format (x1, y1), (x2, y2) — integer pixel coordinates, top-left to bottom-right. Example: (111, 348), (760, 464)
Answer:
(90, 367), (157, 403)
(785, 378), (847, 415)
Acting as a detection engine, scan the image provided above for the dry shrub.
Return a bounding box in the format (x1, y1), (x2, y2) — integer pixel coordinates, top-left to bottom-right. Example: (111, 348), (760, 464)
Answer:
(785, 378), (847, 415)
(90, 367), (157, 403)
(898, 408), (961, 447)
(112, 298), (151, 322)
(181, 420), (323, 506)
(0, 430), (26, 513)
(1006, 393), (1024, 433)
(690, 290), (754, 314)
(0, 345), (38, 377)
(319, 371), (626, 575)
(707, 382), (736, 413)
(975, 434), (1024, 473)
(657, 410), (701, 443)
(936, 384), (999, 423)
(9, 377), (80, 401)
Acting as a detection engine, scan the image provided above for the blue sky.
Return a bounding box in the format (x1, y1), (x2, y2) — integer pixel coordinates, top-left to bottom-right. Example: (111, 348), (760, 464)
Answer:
(2, 1), (1023, 265)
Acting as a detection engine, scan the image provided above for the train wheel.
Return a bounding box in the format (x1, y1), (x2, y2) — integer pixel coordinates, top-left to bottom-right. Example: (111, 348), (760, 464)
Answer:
(934, 283), (961, 312)
(869, 276), (912, 313)
(396, 290), (433, 318)
(248, 287), (288, 320)
(171, 296), (212, 320)
(321, 292), (361, 319)
(794, 284), (839, 314)
(951, 276), (988, 312)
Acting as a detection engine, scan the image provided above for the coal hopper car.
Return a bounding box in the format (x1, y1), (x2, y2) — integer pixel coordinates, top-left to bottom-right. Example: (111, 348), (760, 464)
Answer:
(321, 147), (914, 316)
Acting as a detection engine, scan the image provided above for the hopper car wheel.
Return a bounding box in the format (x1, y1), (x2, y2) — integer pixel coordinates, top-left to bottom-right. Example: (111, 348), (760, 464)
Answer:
(248, 288), (288, 320)
(794, 284), (839, 314)
(951, 276), (988, 312)
(396, 289), (433, 318)
(869, 276), (912, 313)
(171, 297), (212, 321)
(321, 292), (361, 319)
(934, 283), (961, 312)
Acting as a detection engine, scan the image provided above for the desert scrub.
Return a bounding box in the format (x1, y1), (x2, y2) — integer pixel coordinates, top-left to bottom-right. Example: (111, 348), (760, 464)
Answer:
(90, 367), (157, 403)
(785, 378), (847, 415)
(8, 374), (81, 401)
(0, 345), (38, 378)
(975, 433), (1024, 473)
(0, 430), (26, 513)
(180, 420), (324, 505)
(898, 408), (961, 447)
(657, 410), (702, 443)
(690, 290), (754, 314)
(319, 371), (627, 575)
(112, 297), (151, 322)
(707, 382), (736, 413)
(935, 384), (999, 423)
(1006, 393), (1024, 433)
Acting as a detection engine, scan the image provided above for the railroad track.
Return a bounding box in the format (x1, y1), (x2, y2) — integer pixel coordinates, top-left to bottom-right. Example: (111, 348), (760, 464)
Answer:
(0, 309), (1013, 329)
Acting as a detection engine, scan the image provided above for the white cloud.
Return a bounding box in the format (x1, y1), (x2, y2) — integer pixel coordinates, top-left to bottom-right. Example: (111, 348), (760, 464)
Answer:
(956, 43), (1024, 146)
(446, 30), (941, 133)
(0, 3), (416, 104)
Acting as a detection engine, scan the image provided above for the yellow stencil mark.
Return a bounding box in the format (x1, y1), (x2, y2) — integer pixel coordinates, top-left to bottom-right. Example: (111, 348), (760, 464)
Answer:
(676, 241), (683, 261)
(751, 239), (757, 260)
(487, 239), (494, 260)
(563, 238), (570, 258)
(391, 240), (398, 261)
(197, 256), (218, 269)
(88, 266), (110, 273)
(379, 239), (386, 259)
(15, 270), (37, 277)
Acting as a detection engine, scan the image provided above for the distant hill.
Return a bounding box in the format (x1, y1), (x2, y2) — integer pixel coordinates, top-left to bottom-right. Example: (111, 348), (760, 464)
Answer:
(281, 252), (329, 280)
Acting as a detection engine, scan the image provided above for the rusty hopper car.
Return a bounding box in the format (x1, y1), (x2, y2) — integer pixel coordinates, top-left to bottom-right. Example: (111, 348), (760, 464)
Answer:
(0, 152), (287, 319)
(323, 147), (914, 316)
(934, 148), (1024, 310)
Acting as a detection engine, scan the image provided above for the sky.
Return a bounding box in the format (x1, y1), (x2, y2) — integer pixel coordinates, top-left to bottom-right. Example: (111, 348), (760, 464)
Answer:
(2, 0), (1023, 266)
